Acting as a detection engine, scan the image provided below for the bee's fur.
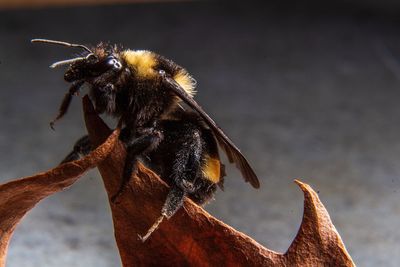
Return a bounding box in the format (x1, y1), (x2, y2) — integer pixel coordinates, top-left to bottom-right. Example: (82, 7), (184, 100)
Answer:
(146, 110), (223, 204)
(34, 39), (258, 241)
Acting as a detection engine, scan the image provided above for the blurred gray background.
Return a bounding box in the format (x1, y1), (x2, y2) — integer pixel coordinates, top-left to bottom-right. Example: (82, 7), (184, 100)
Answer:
(1, 1), (400, 266)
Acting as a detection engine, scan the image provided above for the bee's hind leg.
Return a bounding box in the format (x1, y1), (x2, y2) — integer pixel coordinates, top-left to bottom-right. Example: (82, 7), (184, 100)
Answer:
(139, 133), (205, 242)
(139, 185), (186, 242)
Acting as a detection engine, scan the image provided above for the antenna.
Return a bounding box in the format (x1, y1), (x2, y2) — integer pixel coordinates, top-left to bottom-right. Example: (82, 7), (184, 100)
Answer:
(31, 38), (95, 68)
(31, 38), (93, 53)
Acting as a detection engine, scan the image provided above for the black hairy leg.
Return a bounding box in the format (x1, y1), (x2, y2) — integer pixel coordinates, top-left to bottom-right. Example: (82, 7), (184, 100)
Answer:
(170, 134), (217, 206)
(50, 80), (84, 130)
(140, 123), (218, 241)
(60, 135), (92, 164)
(58, 125), (163, 203)
(139, 185), (185, 242)
(169, 130), (217, 204)
(140, 177), (217, 242)
(111, 126), (163, 203)
(60, 127), (131, 165)
(148, 114), (221, 205)
(139, 166), (217, 242)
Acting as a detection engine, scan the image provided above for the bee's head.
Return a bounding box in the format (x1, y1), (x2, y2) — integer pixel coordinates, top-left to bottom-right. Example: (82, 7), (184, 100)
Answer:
(31, 39), (123, 82)
(63, 44), (123, 83)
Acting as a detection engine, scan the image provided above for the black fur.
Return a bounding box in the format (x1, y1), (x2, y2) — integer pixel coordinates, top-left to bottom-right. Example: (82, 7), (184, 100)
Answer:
(33, 39), (257, 241)
(56, 44), (191, 201)
(63, 110), (221, 207)
(147, 110), (220, 205)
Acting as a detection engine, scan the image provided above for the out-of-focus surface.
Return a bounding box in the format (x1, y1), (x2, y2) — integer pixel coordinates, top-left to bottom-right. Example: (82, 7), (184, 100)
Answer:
(0, 0), (171, 9)
(0, 1), (399, 266)
(3, 0), (400, 9)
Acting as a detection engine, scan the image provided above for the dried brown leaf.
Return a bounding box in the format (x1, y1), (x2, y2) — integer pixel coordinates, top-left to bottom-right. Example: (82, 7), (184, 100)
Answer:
(0, 121), (120, 267)
(83, 96), (355, 267)
(0, 95), (355, 266)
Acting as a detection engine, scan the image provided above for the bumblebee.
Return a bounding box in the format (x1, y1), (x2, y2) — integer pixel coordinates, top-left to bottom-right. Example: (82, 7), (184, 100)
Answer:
(32, 39), (260, 241)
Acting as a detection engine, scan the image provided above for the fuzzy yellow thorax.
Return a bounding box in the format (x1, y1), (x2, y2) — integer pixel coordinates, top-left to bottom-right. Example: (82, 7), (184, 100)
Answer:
(122, 50), (157, 78)
(122, 50), (196, 96)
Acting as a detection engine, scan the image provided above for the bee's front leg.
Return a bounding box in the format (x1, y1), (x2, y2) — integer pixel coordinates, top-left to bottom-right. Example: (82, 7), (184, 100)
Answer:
(50, 80), (84, 130)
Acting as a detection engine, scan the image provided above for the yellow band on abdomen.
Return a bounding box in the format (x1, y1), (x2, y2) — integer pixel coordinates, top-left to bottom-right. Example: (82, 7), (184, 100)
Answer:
(202, 155), (221, 183)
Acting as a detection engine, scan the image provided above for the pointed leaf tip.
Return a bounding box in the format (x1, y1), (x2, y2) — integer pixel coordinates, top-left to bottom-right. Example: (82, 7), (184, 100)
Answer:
(286, 179), (355, 267)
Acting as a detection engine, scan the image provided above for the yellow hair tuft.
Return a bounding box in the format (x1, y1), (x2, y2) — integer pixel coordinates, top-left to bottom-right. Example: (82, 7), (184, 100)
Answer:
(121, 50), (157, 78)
(202, 155), (221, 183)
(173, 69), (196, 97)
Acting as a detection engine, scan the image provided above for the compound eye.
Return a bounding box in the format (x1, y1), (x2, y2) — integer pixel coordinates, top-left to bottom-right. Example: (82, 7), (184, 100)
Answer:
(107, 56), (122, 70)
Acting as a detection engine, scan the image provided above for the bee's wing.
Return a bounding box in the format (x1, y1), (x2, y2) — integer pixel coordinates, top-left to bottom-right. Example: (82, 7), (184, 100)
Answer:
(162, 75), (260, 188)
